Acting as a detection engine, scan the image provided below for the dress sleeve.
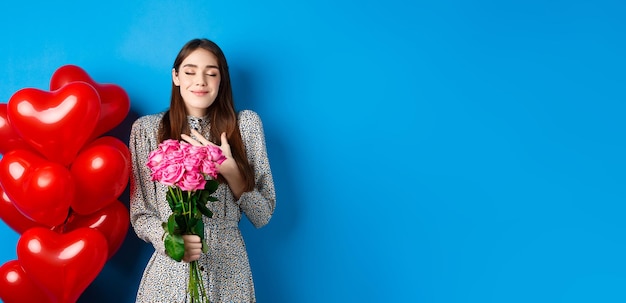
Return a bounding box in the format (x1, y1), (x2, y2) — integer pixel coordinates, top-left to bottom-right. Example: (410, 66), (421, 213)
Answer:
(129, 117), (166, 255)
(236, 110), (276, 228)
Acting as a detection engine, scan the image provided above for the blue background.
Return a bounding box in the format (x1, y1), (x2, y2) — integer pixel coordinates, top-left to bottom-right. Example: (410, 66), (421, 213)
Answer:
(1, 0), (625, 302)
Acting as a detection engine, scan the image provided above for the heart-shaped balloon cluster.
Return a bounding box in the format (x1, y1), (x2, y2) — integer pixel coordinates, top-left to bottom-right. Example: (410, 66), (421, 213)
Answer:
(0, 65), (131, 303)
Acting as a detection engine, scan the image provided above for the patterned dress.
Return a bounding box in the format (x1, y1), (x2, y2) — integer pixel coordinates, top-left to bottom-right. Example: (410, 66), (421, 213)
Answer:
(129, 110), (276, 303)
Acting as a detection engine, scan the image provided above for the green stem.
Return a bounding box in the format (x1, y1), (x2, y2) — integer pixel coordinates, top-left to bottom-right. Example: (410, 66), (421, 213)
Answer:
(188, 261), (209, 303)
(188, 190), (193, 222)
(170, 186), (209, 302)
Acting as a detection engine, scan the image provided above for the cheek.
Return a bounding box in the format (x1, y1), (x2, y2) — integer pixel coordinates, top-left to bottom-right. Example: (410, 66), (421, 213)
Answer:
(211, 79), (221, 90)
(178, 78), (192, 87)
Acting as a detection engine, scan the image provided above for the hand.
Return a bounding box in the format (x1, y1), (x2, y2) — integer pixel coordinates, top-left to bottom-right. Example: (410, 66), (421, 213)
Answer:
(181, 129), (246, 199)
(181, 129), (238, 178)
(182, 234), (202, 263)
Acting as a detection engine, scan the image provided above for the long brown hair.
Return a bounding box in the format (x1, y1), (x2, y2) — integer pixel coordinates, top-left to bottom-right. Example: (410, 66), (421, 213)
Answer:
(158, 38), (255, 191)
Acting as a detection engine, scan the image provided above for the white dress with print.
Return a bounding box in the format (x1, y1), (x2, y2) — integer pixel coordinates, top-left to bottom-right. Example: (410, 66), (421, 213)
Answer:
(129, 110), (275, 303)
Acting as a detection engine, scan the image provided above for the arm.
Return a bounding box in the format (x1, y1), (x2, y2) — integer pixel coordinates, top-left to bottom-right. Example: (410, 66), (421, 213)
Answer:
(181, 110), (277, 228)
(236, 110), (276, 228)
(215, 132), (247, 199)
(129, 116), (167, 255)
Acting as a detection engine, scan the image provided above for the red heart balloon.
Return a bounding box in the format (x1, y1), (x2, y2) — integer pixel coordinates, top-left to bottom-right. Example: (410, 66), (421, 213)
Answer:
(0, 149), (75, 227)
(62, 200), (129, 259)
(0, 186), (45, 234)
(69, 136), (130, 215)
(7, 81), (101, 166)
(94, 135), (132, 165)
(17, 227), (108, 303)
(0, 260), (50, 303)
(50, 65), (130, 140)
(0, 103), (32, 155)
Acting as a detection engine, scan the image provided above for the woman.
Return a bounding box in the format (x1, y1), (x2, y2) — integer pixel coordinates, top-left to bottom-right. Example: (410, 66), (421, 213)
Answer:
(129, 38), (276, 302)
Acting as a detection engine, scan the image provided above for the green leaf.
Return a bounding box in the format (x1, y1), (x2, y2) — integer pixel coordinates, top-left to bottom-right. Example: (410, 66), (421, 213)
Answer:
(174, 203), (184, 214)
(175, 215), (188, 232)
(166, 191), (176, 211)
(204, 180), (219, 193)
(193, 220), (205, 240)
(196, 200), (213, 218)
(198, 191), (210, 204)
(187, 217), (199, 231)
(164, 234), (185, 262)
(201, 239), (208, 254)
(167, 215), (180, 235)
(167, 192), (184, 214)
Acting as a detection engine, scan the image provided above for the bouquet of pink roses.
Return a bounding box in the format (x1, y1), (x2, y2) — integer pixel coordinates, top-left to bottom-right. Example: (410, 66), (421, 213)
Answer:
(146, 139), (226, 303)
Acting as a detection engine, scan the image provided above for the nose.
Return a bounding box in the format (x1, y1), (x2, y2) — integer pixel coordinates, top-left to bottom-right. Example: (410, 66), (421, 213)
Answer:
(195, 74), (207, 86)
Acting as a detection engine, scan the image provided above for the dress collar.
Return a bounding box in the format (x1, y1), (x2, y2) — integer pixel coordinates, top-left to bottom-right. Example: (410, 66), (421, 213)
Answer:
(187, 115), (210, 128)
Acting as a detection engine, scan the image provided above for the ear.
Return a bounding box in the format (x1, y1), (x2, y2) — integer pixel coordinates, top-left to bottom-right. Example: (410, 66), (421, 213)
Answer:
(172, 68), (180, 86)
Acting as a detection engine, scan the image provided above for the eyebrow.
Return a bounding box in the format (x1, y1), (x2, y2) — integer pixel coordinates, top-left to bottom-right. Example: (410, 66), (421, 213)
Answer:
(182, 64), (219, 69)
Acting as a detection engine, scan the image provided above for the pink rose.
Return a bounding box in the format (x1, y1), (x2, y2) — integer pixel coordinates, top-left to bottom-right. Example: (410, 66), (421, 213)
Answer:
(149, 168), (162, 182)
(159, 139), (181, 153)
(188, 145), (208, 159)
(147, 149), (165, 170)
(206, 146), (226, 164)
(202, 160), (218, 179)
(146, 139), (229, 189)
(183, 155), (203, 173)
(178, 171), (207, 191)
(164, 148), (185, 164)
(158, 163), (185, 186)
(179, 142), (192, 155)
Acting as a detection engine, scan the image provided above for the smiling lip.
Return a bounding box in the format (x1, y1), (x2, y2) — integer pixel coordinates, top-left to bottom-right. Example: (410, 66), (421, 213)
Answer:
(192, 91), (208, 96)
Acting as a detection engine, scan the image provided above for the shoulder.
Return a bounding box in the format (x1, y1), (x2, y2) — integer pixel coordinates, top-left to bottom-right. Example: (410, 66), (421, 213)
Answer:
(237, 110), (266, 145)
(130, 112), (165, 142)
(237, 110), (263, 129)
(132, 112), (166, 130)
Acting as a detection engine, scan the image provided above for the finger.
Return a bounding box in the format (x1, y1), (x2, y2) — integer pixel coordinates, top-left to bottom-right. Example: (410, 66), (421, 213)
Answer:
(185, 241), (202, 248)
(183, 234), (202, 243)
(180, 134), (202, 146)
(220, 132), (229, 146)
(183, 253), (200, 263)
(185, 245), (202, 255)
(190, 129), (218, 147)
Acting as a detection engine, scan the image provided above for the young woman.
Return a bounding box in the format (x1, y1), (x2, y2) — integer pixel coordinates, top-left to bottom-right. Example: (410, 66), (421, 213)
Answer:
(129, 38), (276, 302)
